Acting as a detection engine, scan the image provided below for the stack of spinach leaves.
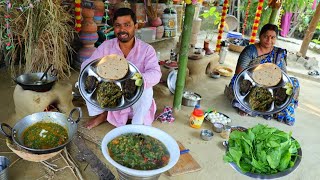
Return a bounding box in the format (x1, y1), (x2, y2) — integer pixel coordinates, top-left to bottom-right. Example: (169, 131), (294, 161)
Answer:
(224, 124), (300, 174)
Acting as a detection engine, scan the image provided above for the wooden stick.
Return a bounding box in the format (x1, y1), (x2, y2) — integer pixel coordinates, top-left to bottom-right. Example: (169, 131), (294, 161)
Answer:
(41, 161), (58, 172)
(60, 151), (79, 180)
(35, 175), (48, 180)
(62, 148), (84, 180)
(43, 160), (58, 168)
(73, 134), (115, 179)
(9, 158), (21, 168)
(66, 150), (79, 168)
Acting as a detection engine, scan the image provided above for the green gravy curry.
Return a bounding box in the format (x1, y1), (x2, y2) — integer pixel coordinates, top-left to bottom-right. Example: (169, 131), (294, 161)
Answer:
(107, 133), (170, 170)
(23, 122), (68, 149)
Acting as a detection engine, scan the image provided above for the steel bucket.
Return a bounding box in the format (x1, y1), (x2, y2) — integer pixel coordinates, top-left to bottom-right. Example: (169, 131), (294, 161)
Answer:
(0, 156), (10, 180)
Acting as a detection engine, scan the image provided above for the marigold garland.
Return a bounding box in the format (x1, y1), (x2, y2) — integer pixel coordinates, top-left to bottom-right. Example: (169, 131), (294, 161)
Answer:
(215, 0), (228, 52)
(249, 0), (264, 44)
(242, 0), (251, 35)
(75, 0), (81, 32)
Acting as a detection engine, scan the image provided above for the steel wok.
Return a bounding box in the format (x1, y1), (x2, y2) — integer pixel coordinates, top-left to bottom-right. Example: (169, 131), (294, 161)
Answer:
(13, 69), (58, 92)
(0, 107), (82, 154)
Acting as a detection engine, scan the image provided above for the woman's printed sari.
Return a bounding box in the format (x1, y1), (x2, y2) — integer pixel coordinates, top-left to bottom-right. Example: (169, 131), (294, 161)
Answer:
(225, 46), (300, 126)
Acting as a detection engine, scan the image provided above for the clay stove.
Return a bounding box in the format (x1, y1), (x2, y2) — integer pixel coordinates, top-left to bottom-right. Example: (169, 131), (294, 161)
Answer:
(13, 82), (75, 119)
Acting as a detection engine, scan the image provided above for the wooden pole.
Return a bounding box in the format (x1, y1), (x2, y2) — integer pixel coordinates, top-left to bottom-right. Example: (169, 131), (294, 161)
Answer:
(299, 3), (320, 57)
(173, 4), (195, 110)
(237, 0), (240, 32)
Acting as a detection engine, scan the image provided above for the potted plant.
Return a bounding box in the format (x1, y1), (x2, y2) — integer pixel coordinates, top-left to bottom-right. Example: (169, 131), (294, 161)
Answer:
(146, 0), (162, 27)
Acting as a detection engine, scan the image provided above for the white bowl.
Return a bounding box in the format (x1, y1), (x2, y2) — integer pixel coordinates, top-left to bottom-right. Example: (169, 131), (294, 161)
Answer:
(101, 125), (180, 177)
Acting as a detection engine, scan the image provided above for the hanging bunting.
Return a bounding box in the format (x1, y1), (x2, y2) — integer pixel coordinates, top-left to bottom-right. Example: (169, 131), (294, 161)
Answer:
(249, 0), (264, 44)
(242, 0), (251, 35)
(215, 0), (229, 52)
(75, 0), (81, 32)
(1, 0), (43, 51)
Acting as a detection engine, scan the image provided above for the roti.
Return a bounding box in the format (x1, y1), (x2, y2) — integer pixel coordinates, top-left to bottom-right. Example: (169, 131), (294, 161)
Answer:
(252, 63), (282, 87)
(96, 54), (129, 80)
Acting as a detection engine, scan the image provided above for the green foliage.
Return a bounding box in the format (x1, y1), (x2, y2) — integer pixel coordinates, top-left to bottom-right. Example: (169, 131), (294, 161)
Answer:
(224, 124), (300, 174)
(199, 6), (222, 38)
(240, 0), (272, 36)
(282, 0), (307, 13)
(294, 1), (315, 39)
(200, 6), (221, 26)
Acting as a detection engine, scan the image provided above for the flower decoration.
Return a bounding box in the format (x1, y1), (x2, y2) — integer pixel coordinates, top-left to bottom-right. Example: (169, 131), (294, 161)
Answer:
(75, 0), (81, 32)
(1, 0), (42, 51)
(249, 0), (264, 44)
(103, 0), (110, 25)
(185, 0), (198, 5)
(215, 0), (228, 52)
(242, 0), (251, 35)
(277, 0), (285, 28)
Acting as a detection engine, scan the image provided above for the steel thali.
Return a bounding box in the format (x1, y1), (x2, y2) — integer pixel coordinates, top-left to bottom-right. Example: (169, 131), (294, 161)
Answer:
(234, 64), (294, 115)
(78, 58), (144, 111)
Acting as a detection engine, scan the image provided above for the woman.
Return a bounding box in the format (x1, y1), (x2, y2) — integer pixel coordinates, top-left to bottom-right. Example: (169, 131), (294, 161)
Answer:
(224, 24), (299, 126)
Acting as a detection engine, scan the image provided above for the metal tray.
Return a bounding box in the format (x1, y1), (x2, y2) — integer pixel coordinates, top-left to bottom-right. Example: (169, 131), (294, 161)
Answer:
(233, 64), (293, 115)
(223, 127), (302, 179)
(78, 58), (144, 111)
(167, 69), (177, 94)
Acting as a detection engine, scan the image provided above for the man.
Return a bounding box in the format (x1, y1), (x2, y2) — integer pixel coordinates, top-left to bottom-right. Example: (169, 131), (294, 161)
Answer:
(81, 8), (162, 129)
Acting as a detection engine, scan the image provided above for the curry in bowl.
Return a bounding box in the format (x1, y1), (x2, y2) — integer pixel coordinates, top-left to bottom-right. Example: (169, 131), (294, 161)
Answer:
(107, 133), (170, 170)
(23, 122), (68, 149)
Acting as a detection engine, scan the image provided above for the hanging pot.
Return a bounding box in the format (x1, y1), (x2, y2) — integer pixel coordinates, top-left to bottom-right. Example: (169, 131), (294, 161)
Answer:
(0, 107), (82, 154)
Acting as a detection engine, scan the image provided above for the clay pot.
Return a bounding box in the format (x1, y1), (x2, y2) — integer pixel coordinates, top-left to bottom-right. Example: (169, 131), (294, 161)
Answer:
(156, 25), (164, 39)
(82, 8), (95, 18)
(79, 32), (99, 47)
(94, 0), (105, 24)
(149, 17), (162, 27)
(79, 47), (97, 62)
(94, 0), (105, 11)
(81, 18), (98, 33)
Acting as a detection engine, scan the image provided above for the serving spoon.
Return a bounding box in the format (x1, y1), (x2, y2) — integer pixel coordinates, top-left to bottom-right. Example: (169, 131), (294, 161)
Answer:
(36, 64), (53, 85)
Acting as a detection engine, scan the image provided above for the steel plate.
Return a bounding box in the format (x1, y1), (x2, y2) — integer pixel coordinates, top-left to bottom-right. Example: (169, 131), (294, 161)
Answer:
(234, 64), (294, 115)
(167, 70), (177, 94)
(78, 58), (144, 111)
(224, 127), (302, 179)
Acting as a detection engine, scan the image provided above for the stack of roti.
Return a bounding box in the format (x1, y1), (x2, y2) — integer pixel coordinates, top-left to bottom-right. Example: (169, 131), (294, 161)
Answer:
(252, 63), (282, 87)
(96, 54), (129, 80)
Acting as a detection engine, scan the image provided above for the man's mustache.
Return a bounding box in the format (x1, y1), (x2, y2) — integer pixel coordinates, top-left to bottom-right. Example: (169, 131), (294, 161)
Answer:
(117, 32), (129, 36)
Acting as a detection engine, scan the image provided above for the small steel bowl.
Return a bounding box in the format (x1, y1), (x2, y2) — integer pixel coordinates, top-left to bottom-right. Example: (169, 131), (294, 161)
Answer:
(182, 91), (201, 107)
(212, 122), (224, 133)
(200, 129), (214, 141)
(210, 71), (221, 79)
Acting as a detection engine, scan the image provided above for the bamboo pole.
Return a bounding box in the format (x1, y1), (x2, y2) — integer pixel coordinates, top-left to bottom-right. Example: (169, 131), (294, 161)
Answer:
(269, 8), (279, 24)
(173, 4), (195, 110)
(299, 3), (320, 57)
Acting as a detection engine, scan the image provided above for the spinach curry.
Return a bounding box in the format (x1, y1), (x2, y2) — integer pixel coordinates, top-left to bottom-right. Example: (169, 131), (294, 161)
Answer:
(23, 122), (68, 149)
(108, 133), (170, 170)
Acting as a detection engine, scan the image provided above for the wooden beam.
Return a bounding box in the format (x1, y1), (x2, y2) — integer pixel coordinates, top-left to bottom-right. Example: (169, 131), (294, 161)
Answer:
(299, 3), (320, 57)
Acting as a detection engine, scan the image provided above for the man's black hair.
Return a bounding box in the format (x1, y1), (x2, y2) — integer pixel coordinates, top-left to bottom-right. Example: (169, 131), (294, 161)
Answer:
(259, 24), (279, 38)
(113, 8), (137, 25)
